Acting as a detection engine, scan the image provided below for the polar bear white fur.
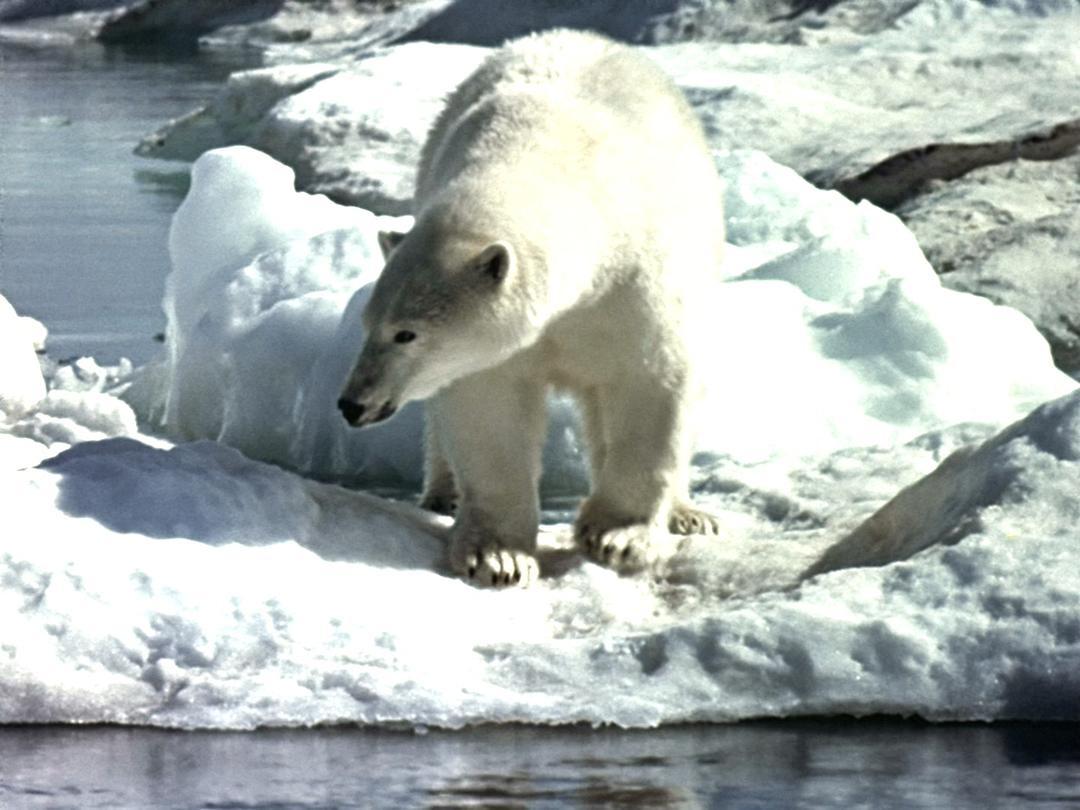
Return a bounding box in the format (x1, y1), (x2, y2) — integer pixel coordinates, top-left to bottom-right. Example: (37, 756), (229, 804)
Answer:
(339, 29), (725, 587)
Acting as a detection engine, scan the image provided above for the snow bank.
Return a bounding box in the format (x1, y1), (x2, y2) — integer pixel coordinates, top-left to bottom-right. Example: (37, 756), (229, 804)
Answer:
(897, 150), (1080, 372)
(135, 62), (342, 165)
(809, 390), (1080, 576)
(149, 145), (1072, 486)
(137, 5), (1080, 214)
(155, 146), (424, 484)
(137, 43), (486, 213)
(1, 294), (49, 469)
(2, 138), (1079, 729)
(0, 306), (143, 469)
(700, 152), (1074, 459)
(2, 389), (1079, 728)
(0, 0), (120, 21)
(0, 293), (46, 418)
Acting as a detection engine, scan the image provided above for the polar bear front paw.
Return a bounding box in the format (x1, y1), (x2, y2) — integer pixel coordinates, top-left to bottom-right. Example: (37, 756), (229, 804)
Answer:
(450, 538), (539, 588)
(668, 502), (721, 535)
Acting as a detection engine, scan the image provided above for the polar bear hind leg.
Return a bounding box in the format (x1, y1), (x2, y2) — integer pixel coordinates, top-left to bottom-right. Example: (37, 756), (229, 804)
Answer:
(573, 374), (713, 571)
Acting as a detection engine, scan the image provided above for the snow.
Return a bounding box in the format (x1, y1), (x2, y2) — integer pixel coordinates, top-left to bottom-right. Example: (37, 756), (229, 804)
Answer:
(0, 294), (46, 418)
(3, 398), (1080, 727)
(128, 0), (1080, 372)
(137, 42), (487, 213)
(0, 311), (142, 468)
(151, 146), (1071, 481)
(135, 62), (342, 166)
(897, 150), (1080, 371)
(2, 137), (1079, 729)
(136, 4), (1080, 216)
(0, 0), (120, 22)
(156, 146), (423, 482)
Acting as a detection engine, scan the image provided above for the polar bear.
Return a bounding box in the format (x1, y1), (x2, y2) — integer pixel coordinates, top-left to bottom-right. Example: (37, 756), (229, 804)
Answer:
(338, 29), (724, 587)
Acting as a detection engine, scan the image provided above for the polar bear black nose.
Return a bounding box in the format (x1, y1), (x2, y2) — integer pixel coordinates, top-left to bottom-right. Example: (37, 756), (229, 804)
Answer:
(337, 398), (366, 425)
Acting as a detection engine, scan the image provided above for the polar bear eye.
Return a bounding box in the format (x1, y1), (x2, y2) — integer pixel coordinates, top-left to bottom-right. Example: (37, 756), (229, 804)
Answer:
(394, 330), (417, 344)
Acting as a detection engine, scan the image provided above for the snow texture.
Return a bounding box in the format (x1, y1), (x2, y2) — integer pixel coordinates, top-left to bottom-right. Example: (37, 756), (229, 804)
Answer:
(1, 302), (142, 470)
(897, 149), (1080, 372)
(136, 3), (1080, 214)
(0, 295), (46, 418)
(150, 146), (1072, 483)
(0, 0), (121, 21)
(125, 0), (1080, 371)
(2, 142), (1079, 729)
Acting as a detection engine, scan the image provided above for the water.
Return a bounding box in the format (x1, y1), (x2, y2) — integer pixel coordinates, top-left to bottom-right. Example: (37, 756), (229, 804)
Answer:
(0, 38), (258, 365)
(1, 721), (1079, 809)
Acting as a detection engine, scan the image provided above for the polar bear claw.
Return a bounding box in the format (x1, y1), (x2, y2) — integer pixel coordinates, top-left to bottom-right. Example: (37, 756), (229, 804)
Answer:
(668, 502), (722, 536)
(451, 538), (539, 588)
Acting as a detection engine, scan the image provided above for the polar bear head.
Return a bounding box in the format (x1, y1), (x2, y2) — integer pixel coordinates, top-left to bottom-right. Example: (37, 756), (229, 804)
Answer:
(337, 210), (541, 428)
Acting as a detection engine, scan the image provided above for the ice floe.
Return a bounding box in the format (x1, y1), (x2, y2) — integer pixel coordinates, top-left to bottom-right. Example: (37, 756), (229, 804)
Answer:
(1, 139), (1078, 728)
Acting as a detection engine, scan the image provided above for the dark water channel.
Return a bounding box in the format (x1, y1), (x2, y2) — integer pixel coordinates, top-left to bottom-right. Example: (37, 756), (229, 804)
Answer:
(2, 721), (1080, 809)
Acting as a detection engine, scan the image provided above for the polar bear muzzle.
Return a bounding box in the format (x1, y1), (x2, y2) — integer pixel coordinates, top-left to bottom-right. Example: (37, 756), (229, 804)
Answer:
(337, 394), (397, 427)
(337, 344), (407, 427)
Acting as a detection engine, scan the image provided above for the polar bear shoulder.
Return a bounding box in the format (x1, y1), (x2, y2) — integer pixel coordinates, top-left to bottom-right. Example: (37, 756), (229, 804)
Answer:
(416, 29), (709, 204)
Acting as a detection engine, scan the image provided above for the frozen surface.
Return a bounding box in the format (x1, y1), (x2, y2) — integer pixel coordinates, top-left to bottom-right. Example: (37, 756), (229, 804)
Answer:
(137, 3), (1080, 213)
(150, 146), (1072, 484)
(126, 0), (1080, 375)
(0, 300), (143, 470)
(136, 42), (486, 212)
(154, 146), (424, 484)
(0, 294), (46, 418)
(3, 397), (1080, 728)
(2, 138), (1079, 728)
(897, 150), (1080, 371)
(0, 0), (121, 20)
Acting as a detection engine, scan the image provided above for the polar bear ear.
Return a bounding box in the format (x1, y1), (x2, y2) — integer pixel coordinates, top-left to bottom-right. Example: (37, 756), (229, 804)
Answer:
(473, 242), (513, 285)
(377, 230), (408, 260)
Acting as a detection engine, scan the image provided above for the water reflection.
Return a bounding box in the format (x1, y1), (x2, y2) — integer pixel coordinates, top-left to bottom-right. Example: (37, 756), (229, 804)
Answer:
(428, 771), (691, 808)
(1, 721), (1078, 809)
(133, 168), (193, 201)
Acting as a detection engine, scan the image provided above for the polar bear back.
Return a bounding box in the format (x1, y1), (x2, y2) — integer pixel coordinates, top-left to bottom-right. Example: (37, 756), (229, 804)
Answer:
(415, 29), (717, 219)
